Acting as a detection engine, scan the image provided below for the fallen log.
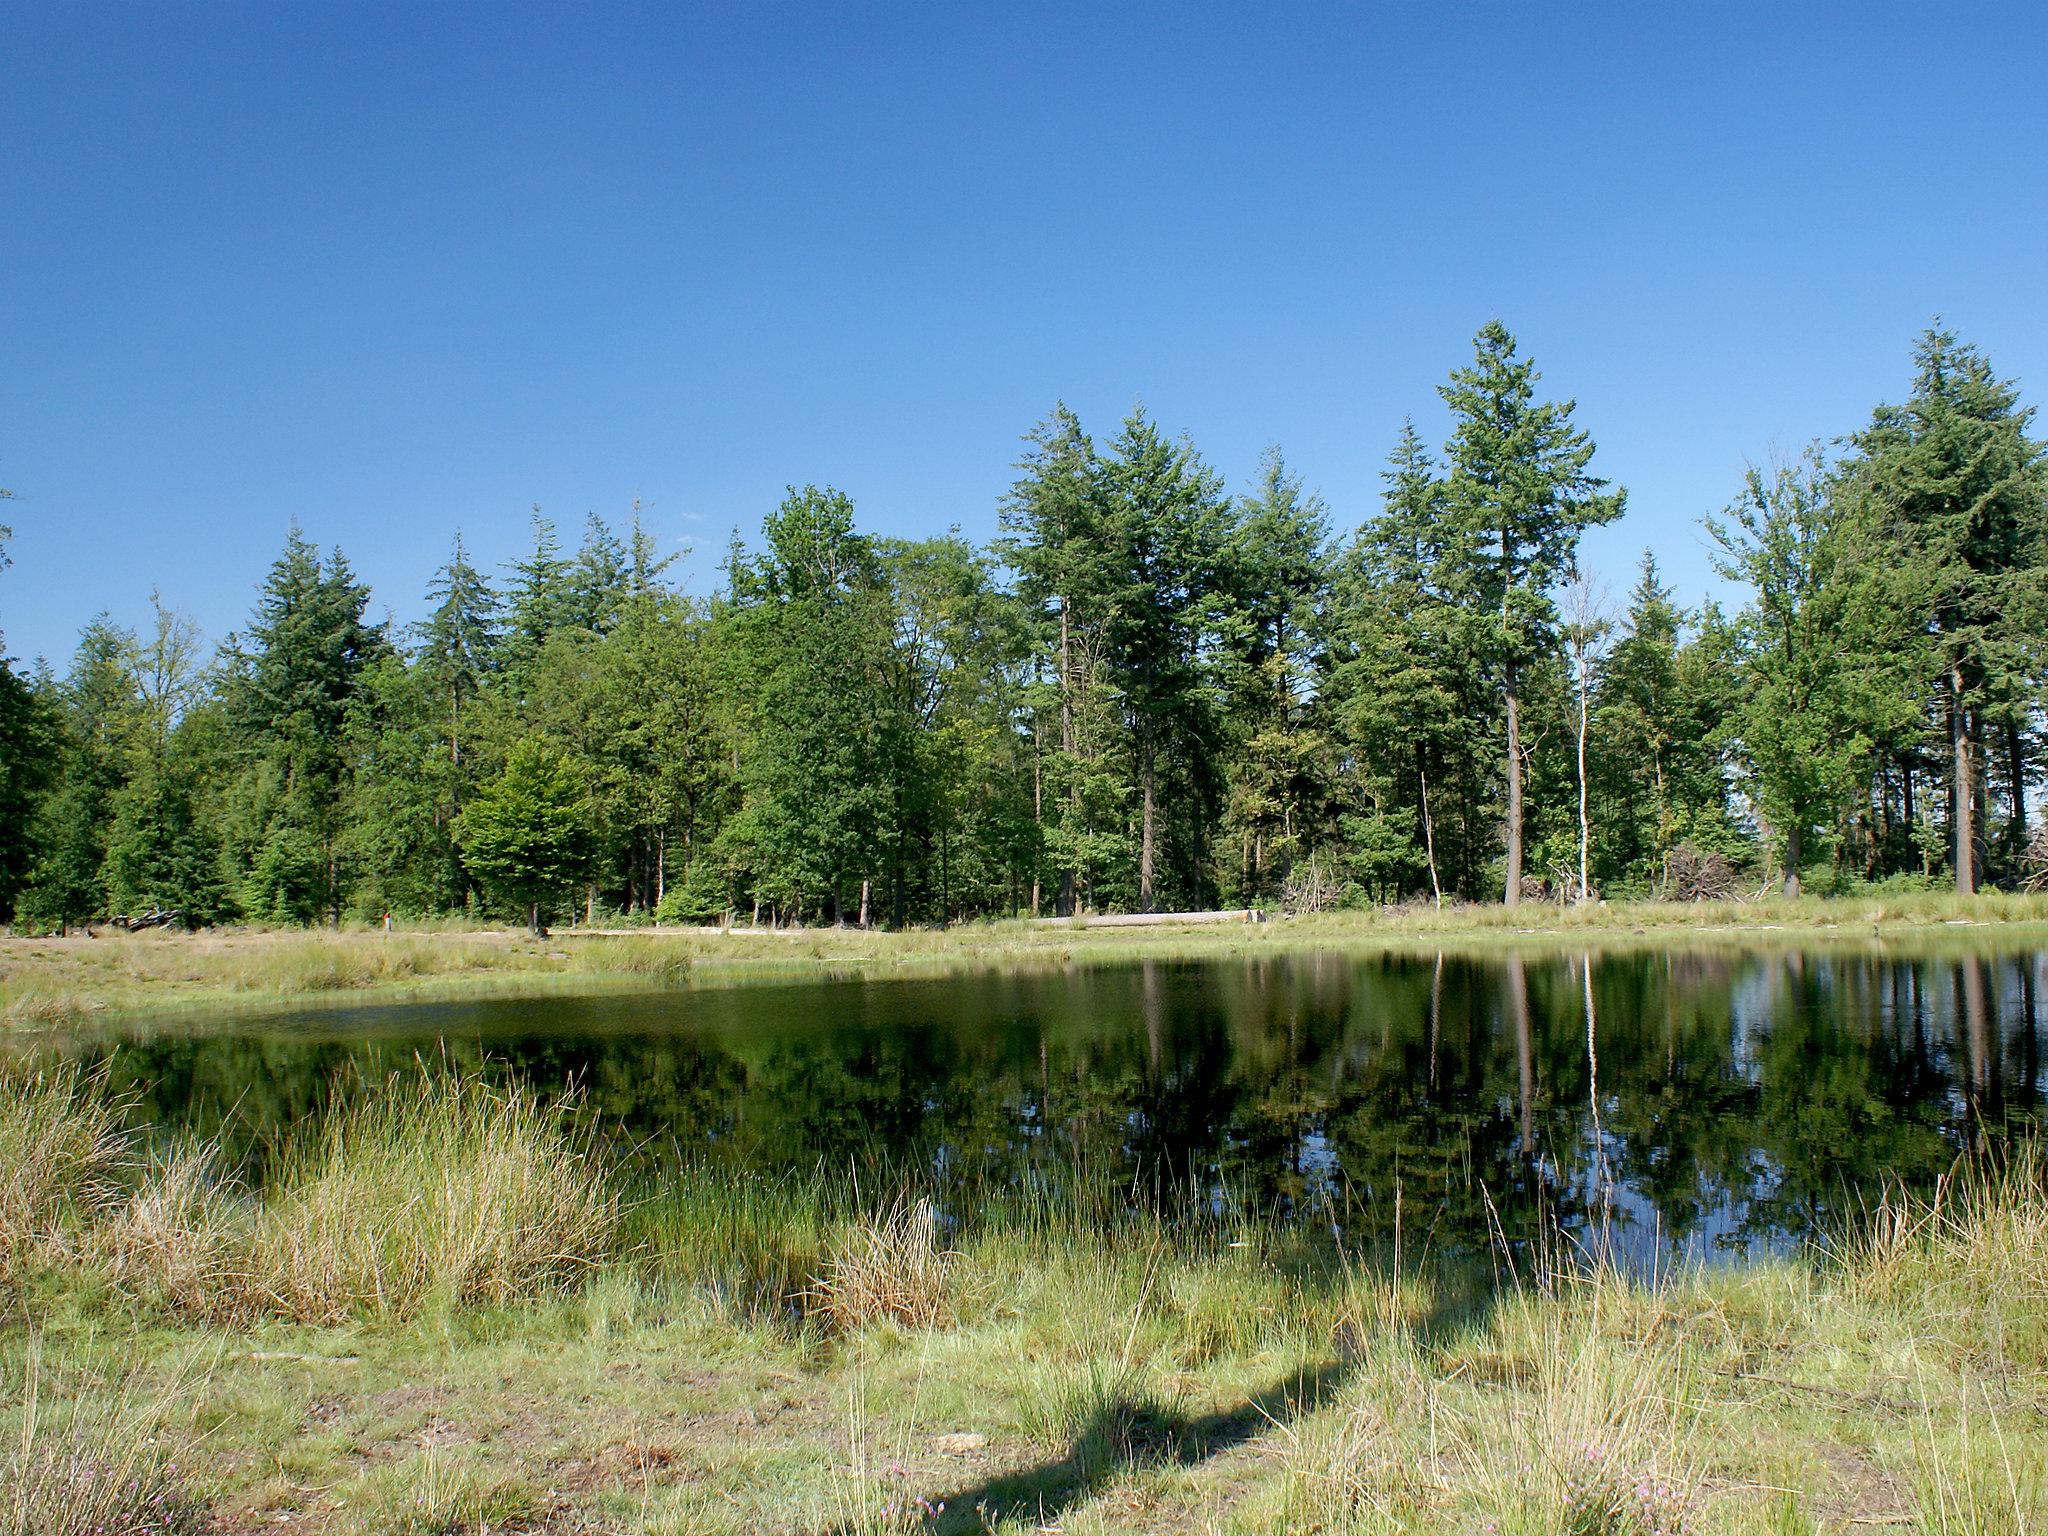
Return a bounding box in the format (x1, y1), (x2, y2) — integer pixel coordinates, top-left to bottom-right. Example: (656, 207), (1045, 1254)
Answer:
(1027, 908), (1267, 928)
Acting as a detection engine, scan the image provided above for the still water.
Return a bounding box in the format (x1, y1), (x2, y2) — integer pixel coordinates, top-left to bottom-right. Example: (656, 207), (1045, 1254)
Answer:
(67, 946), (2048, 1265)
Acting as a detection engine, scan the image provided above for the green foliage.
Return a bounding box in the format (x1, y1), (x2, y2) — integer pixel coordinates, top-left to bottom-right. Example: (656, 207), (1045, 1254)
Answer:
(8, 325), (2046, 930)
(457, 736), (592, 930)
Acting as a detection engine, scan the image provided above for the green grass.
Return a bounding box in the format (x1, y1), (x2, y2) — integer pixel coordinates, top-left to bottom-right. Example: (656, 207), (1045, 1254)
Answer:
(4, 1068), (2045, 1533)
(9, 890), (2048, 1029)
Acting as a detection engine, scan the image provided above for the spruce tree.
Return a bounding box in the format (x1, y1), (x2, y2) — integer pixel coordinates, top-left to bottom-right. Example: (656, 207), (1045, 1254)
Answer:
(1439, 323), (1624, 905)
(1096, 406), (1234, 911)
(419, 531), (500, 782)
(1846, 328), (2048, 893)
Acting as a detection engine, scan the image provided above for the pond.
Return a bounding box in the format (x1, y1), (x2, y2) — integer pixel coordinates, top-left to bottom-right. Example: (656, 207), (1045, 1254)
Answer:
(60, 945), (2048, 1268)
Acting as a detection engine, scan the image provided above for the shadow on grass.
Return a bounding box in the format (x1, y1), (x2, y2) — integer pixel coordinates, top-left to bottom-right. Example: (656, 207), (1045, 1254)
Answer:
(904, 1356), (1355, 1534)
(820, 1244), (1505, 1532)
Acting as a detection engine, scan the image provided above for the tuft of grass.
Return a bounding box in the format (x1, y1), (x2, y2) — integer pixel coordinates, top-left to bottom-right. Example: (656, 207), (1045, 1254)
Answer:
(107, 1072), (621, 1323)
(1841, 1146), (2048, 1369)
(263, 1072), (619, 1320)
(101, 1142), (257, 1322)
(0, 1062), (125, 1289)
(631, 1164), (833, 1325)
(2, 1343), (208, 1536)
(1020, 1358), (1188, 1476)
(1443, 1274), (1703, 1536)
(809, 1197), (956, 1332)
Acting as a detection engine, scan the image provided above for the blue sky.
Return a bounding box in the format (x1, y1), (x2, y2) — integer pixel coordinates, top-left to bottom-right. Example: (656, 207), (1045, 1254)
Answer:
(5, 2), (2045, 667)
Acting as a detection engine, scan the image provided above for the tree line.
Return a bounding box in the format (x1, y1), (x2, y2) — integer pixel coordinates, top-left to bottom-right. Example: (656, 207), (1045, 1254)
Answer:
(2, 322), (2043, 932)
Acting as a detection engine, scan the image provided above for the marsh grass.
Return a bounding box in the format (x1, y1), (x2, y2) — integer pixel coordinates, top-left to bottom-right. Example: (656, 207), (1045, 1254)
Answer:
(808, 1197), (956, 1332)
(1838, 1144), (2048, 1368)
(106, 1072), (619, 1323)
(2, 1342), (206, 1536)
(1447, 1274), (1704, 1536)
(5, 1067), (2047, 1533)
(0, 1061), (125, 1288)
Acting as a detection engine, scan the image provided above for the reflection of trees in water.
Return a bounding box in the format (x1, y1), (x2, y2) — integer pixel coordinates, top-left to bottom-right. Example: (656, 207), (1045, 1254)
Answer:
(64, 949), (2046, 1258)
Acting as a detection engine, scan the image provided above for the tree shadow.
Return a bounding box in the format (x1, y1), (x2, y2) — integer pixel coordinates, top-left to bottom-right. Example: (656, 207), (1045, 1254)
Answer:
(822, 1278), (1501, 1536)
(911, 1355), (1351, 1534)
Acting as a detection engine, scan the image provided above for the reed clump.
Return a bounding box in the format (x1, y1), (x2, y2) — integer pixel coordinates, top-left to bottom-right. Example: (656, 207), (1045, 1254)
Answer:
(807, 1197), (956, 1331)
(1841, 1145), (2048, 1368)
(106, 1073), (620, 1323)
(0, 1061), (125, 1288)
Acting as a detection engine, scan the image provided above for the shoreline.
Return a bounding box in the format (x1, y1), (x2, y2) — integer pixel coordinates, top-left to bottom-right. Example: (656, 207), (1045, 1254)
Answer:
(6, 893), (2048, 1031)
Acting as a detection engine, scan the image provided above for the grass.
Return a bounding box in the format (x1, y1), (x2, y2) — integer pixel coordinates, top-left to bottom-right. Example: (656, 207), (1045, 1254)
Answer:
(0, 1061), (124, 1293)
(3, 1341), (206, 1536)
(103, 1073), (620, 1324)
(3, 1068), (2045, 1533)
(9, 889), (2048, 1028)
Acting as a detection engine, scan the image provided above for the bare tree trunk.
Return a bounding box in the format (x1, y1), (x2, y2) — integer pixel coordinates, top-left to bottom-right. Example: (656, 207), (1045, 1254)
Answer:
(1952, 665), (1977, 895)
(1139, 730), (1157, 912)
(1503, 660), (1524, 907)
(1418, 757), (1442, 908)
(859, 878), (870, 929)
(1576, 664), (1592, 903)
(1030, 711), (1043, 916)
(2009, 715), (2029, 862)
(1059, 600), (1077, 917)
(1783, 820), (1802, 898)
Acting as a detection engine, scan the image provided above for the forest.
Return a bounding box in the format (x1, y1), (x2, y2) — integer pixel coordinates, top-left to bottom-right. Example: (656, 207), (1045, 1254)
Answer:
(2, 321), (2044, 932)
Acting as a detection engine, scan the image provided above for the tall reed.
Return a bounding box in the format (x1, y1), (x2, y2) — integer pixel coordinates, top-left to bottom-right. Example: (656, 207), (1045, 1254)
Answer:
(0, 1062), (125, 1288)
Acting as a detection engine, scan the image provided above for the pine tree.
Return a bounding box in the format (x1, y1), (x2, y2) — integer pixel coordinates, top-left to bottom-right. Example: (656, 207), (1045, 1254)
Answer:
(1096, 406), (1235, 911)
(1846, 328), (2048, 892)
(21, 618), (139, 925)
(221, 526), (387, 920)
(1219, 448), (1330, 900)
(567, 511), (631, 635)
(1439, 323), (1624, 905)
(503, 508), (572, 675)
(998, 404), (1115, 914)
(418, 531), (500, 786)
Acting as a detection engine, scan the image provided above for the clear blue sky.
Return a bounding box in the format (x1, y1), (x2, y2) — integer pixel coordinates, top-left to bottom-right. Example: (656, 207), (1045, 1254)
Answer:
(5, 2), (2045, 668)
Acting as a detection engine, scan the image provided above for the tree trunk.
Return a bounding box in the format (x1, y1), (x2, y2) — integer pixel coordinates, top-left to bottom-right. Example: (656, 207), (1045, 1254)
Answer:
(1576, 665), (1592, 903)
(1418, 755), (1442, 908)
(1030, 712), (1043, 916)
(1783, 819), (1802, 898)
(2008, 715), (2029, 860)
(859, 877), (870, 929)
(1952, 664), (1977, 895)
(1139, 730), (1157, 912)
(1059, 599), (1077, 917)
(1503, 660), (1524, 907)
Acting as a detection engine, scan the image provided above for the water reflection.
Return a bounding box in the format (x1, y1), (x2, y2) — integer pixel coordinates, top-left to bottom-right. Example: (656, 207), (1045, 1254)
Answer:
(50, 947), (2048, 1266)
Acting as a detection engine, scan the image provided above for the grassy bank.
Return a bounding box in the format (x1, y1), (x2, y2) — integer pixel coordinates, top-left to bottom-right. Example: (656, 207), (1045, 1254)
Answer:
(5, 1066), (2045, 1534)
(8, 890), (2048, 1029)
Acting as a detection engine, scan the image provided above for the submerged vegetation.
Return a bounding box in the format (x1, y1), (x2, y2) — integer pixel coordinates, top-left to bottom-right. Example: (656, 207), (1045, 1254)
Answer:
(5, 1065), (2046, 1533)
